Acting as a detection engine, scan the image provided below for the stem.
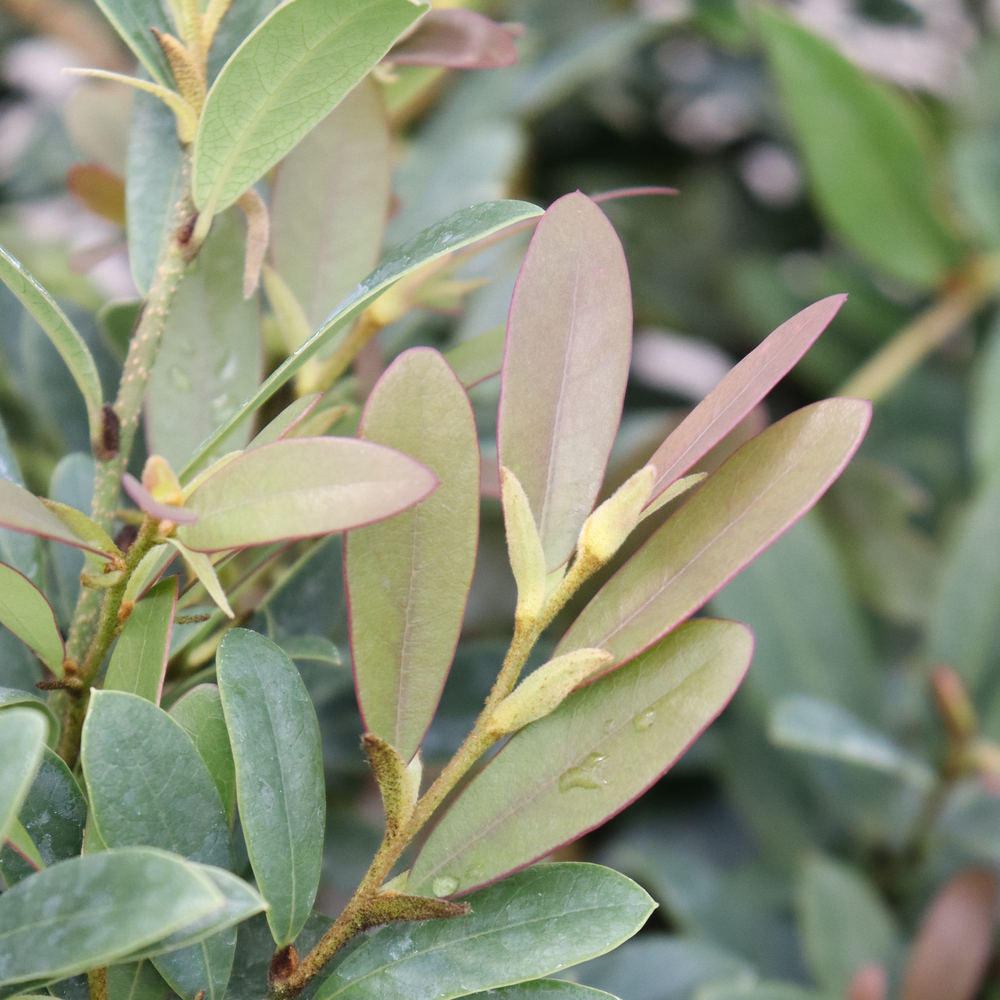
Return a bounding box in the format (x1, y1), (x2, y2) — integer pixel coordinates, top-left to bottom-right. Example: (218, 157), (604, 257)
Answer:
(88, 967), (107, 1000)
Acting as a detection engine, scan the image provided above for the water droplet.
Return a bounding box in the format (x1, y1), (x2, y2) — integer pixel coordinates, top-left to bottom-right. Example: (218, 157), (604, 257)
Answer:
(211, 393), (233, 424)
(603, 719), (615, 733)
(432, 876), (458, 898)
(216, 352), (237, 381)
(633, 710), (656, 732)
(558, 751), (609, 792)
(581, 752), (607, 768)
(169, 366), (192, 392)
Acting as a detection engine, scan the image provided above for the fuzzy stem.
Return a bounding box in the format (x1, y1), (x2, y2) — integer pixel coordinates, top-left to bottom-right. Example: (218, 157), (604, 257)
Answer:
(88, 967), (107, 1000)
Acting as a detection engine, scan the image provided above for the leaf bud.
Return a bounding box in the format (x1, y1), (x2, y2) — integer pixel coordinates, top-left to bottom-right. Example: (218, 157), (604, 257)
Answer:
(576, 464), (655, 570)
(500, 465), (546, 625)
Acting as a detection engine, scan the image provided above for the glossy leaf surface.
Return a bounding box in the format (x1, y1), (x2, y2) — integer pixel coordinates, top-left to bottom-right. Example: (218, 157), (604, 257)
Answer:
(498, 191), (632, 571)
(178, 437), (437, 552)
(270, 78), (390, 331)
(347, 349), (479, 760)
(0, 562), (64, 676)
(410, 619), (752, 895)
(315, 864), (654, 1000)
(0, 708), (46, 846)
(180, 199), (543, 478)
(104, 578), (177, 704)
(169, 684), (237, 827)
(758, 5), (961, 287)
(89, 0), (173, 86)
(216, 629), (324, 946)
(556, 399), (871, 669)
(644, 296), (847, 505)
(0, 479), (108, 557)
(193, 0), (427, 214)
(0, 847), (223, 985)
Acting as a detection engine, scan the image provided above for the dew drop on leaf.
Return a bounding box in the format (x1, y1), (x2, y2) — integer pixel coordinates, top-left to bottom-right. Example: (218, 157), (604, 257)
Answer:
(432, 875), (459, 897)
(633, 709), (656, 732)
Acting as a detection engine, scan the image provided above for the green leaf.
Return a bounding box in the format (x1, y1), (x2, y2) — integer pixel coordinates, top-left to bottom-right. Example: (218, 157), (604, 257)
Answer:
(698, 985), (824, 1000)
(951, 129), (1000, 251)
(216, 629), (324, 946)
(107, 962), (171, 1000)
(81, 690), (232, 868)
(409, 619), (752, 895)
(46, 453), (98, 630)
(89, 0), (173, 86)
(0, 708), (47, 847)
(498, 192), (632, 572)
(177, 437), (438, 553)
(147, 209), (263, 471)
(0, 479), (110, 558)
(0, 244), (104, 444)
(555, 399), (870, 670)
(98, 300), (143, 364)
(206, 0), (278, 82)
(971, 311), (1000, 482)
(346, 349), (479, 760)
(270, 78), (391, 331)
(246, 394), (320, 451)
(0, 847), (224, 986)
(179, 199), (543, 479)
(0, 562), (64, 676)
(0, 417), (39, 584)
(443, 324), (505, 389)
(104, 578), (177, 704)
(314, 864), (655, 1000)
(0, 747), (85, 887)
(0, 689), (58, 747)
(126, 91), (185, 294)
(193, 0), (427, 215)
(466, 983), (618, 1000)
(169, 684), (237, 828)
(796, 853), (898, 998)
(757, 4), (961, 288)
(5, 816), (44, 871)
(151, 927), (236, 1000)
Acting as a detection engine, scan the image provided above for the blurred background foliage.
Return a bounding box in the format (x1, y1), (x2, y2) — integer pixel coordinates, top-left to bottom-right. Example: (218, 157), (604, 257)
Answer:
(4, 0), (1000, 997)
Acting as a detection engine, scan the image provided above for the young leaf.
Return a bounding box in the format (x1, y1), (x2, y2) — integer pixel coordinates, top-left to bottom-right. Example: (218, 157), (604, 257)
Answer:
(0, 708), (47, 847)
(270, 78), (391, 331)
(0, 847), (224, 986)
(169, 684), (237, 828)
(643, 295), (847, 505)
(192, 0), (428, 216)
(500, 466), (546, 623)
(313, 864), (655, 1000)
(757, 4), (962, 288)
(555, 399), (871, 670)
(346, 349), (479, 761)
(177, 438), (438, 553)
(165, 539), (234, 618)
(443, 324), (505, 389)
(409, 619), (752, 896)
(216, 629), (324, 946)
(388, 9), (519, 69)
(179, 199), (544, 479)
(497, 191), (632, 572)
(0, 479), (111, 557)
(246, 394), (321, 450)
(41, 499), (120, 558)
(103, 578), (177, 704)
(88, 0), (174, 87)
(0, 245), (104, 446)
(0, 562), (65, 676)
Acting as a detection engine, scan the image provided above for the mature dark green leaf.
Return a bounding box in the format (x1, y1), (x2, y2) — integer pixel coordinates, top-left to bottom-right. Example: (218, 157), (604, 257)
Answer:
(89, 0), (173, 86)
(169, 684), (237, 828)
(106, 962), (170, 1000)
(270, 78), (390, 331)
(178, 438), (437, 553)
(179, 200), (543, 479)
(216, 629), (324, 946)
(971, 312), (1000, 481)
(315, 865), (654, 1000)
(0, 847), (224, 985)
(147, 209), (262, 471)
(346, 349), (479, 760)
(410, 620), (752, 895)
(152, 929), (235, 1000)
(0, 708), (46, 846)
(466, 983), (618, 1000)
(193, 0), (427, 214)
(0, 688), (58, 745)
(498, 192), (631, 571)
(556, 400), (870, 670)
(952, 130), (1000, 251)
(758, 4), (961, 287)
(0, 563), (63, 676)
(0, 417), (38, 584)
(104, 578), (177, 704)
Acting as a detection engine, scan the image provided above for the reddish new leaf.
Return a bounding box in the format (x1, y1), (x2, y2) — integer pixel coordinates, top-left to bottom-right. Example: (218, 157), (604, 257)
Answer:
(388, 9), (519, 69)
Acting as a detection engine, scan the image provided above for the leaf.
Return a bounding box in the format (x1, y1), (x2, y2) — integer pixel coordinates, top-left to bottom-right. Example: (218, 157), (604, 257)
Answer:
(346, 349), (479, 760)
(971, 311), (1000, 482)
(388, 9), (519, 69)
(555, 399), (871, 670)
(0, 708), (47, 847)
(205, 0), (278, 83)
(66, 163), (126, 227)
(314, 864), (655, 1000)
(216, 629), (324, 946)
(41, 500), (120, 557)
(179, 199), (544, 479)
(147, 209), (262, 472)
(757, 5), (961, 288)
(443, 324), (505, 389)
(0, 417), (39, 584)
(463, 984), (622, 1000)
(177, 437), (438, 553)
(0, 747), (86, 888)
(0, 244), (104, 444)
(81, 691), (233, 869)
(5, 816), (44, 871)
(192, 0), (428, 215)
(0, 479), (110, 557)
(497, 191), (632, 572)
(0, 562), (64, 676)
(409, 619), (752, 895)
(500, 466), (546, 622)
(247, 394), (320, 450)
(169, 684), (237, 828)
(122, 474), (199, 525)
(152, 927), (235, 1000)
(104, 578), (178, 704)
(88, 0), (174, 86)
(0, 847), (224, 986)
(126, 90), (185, 294)
(0, 688), (59, 747)
(107, 962), (171, 1000)
(643, 296), (847, 506)
(796, 854), (898, 998)
(165, 539), (234, 618)
(698, 985), (824, 1000)
(270, 78), (391, 331)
